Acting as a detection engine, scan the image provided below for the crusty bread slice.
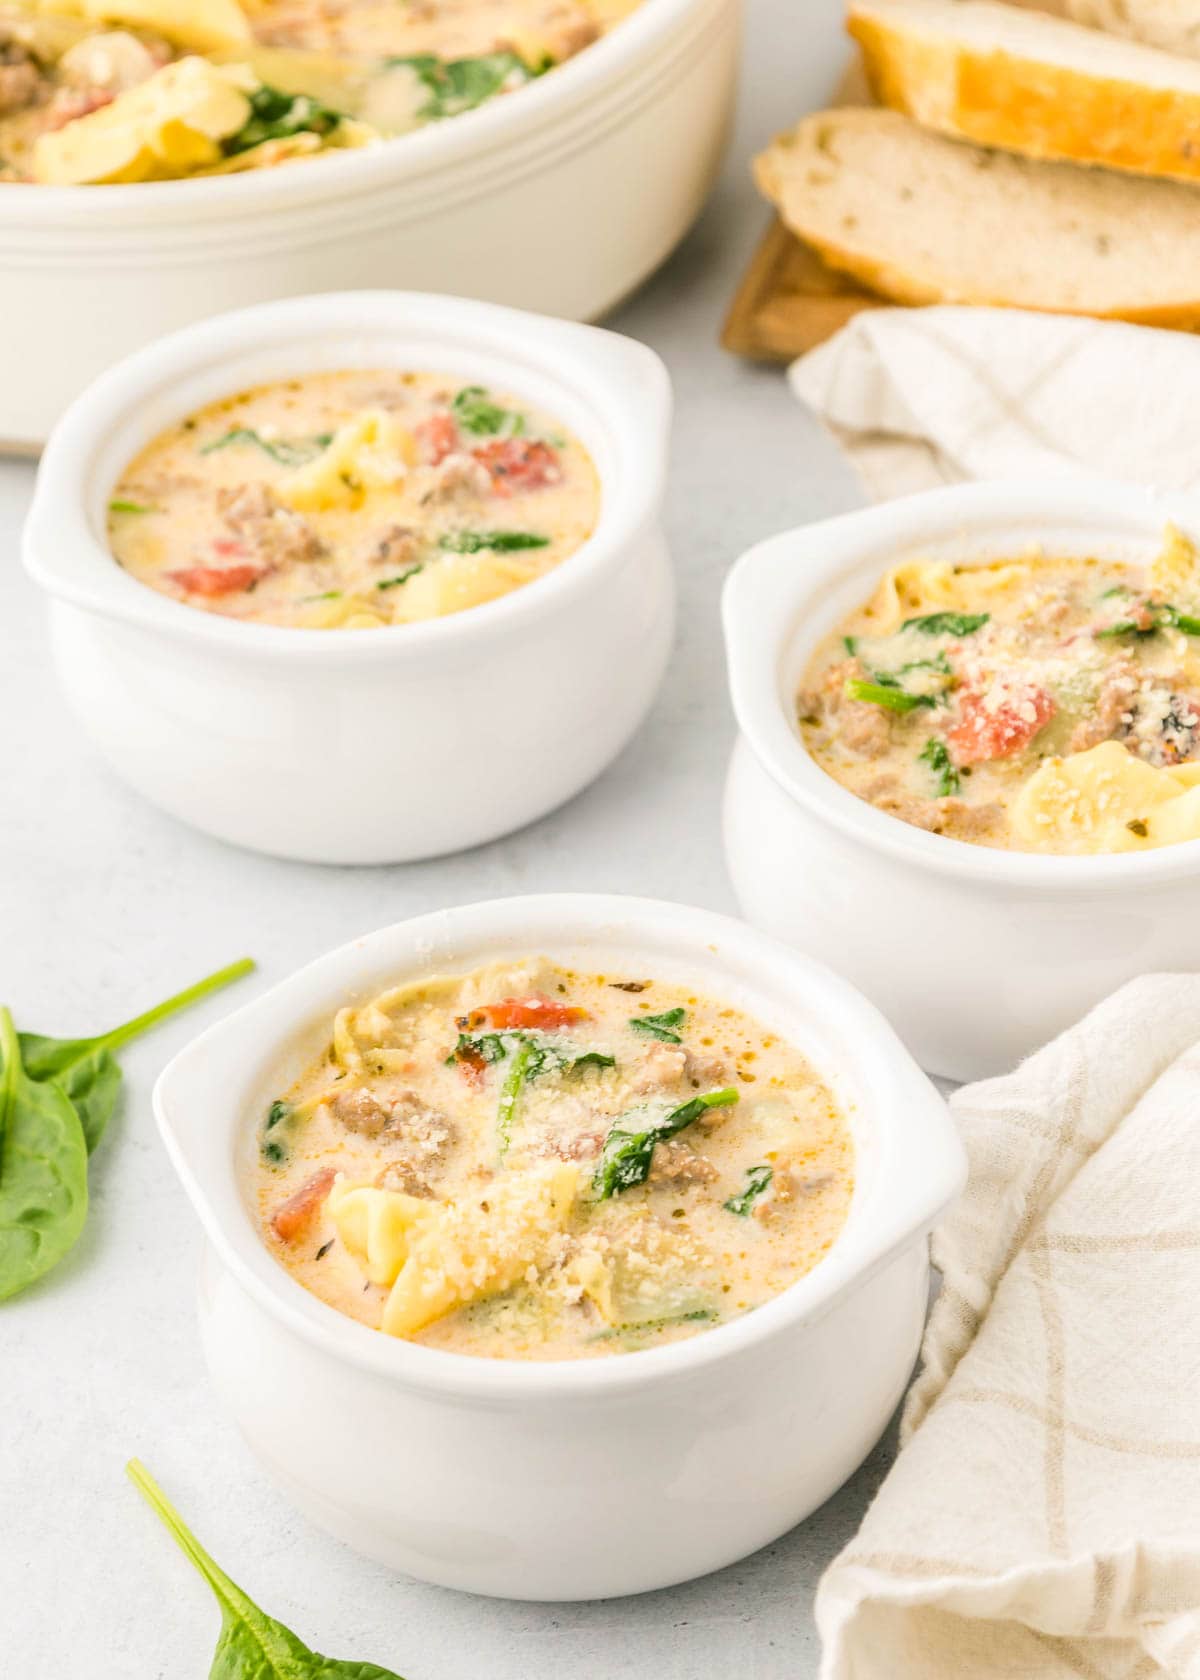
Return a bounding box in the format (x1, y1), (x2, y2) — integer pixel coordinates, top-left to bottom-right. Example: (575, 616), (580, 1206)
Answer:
(849, 0), (1200, 184)
(1063, 1), (1200, 60)
(754, 108), (1200, 327)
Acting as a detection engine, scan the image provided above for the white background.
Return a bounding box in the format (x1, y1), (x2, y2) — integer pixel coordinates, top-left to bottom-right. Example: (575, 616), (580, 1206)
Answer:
(0, 4), (885, 1672)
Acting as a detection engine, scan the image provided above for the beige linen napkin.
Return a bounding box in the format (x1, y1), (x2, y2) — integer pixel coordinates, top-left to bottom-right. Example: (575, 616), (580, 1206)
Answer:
(817, 975), (1200, 1679)
(790, 307), (1200, 502)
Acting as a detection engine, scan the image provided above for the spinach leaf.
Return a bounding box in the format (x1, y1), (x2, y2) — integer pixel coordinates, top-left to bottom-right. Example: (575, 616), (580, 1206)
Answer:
(917, 737), (961, 798)
(18, 956), (256, 1157)
(127, 1460), (406, 1679)
(844, 677), (936, 713)
(842, 634), (858, 656)
(200, 428), (333, 468)
(109, 498), (157, 515)
(437, 530), (549, 554)
(496, 1038), (535, 1157)
(1096, 600), (1200, 639)
(450, 1030), (615, 1157)
(1, 960), (255, 1301)
(375, 565), (424, 590)
(390, 51), (544, 123)
(0, 1009), (89, 1301)
(628, 1007), (686, 1045)
(723, 1164), (773, 1217)
(261, 1101), (292, 1167)
(589, 1307), (718, 1343)
(225, 84), (343, 156)
(593, 1088), (738, 1200)
(901, 612), (989, 637)
(446, 383), (530, 440)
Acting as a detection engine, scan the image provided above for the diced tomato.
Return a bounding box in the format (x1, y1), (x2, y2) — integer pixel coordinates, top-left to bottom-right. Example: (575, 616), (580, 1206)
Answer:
(211, 537), (247, 559)
(947, 682), (1056, 765)
(454, 1046), (489, 1087)
(473, 995), (588, 1031)
(166, 563), (264, 597)
(416, 413), (461, 466)
(472, 438), (563, 496)
(271, 1167), (336, 1242)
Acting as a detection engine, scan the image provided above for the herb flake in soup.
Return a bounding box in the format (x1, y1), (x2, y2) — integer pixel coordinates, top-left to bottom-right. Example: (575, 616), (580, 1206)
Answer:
(108, 370), (600, 629)
(798, 527), (1200, 854)
(251, 959), (855, 1360)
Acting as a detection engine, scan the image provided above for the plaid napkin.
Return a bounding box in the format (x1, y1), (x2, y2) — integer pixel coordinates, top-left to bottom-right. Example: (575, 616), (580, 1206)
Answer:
(817, 976), (1200, 1679)
(790, 307), (1200, 502)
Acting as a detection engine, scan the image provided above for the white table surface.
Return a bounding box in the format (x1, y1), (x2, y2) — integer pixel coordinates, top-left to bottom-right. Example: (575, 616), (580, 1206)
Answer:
(0, 6), (893, 1672)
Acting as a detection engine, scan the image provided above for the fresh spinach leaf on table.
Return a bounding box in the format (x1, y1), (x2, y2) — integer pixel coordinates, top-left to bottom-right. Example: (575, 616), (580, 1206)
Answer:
(0, 1007), (89, 1302)
(0, 958), (254, 1300)
(127, 1461), (406, 1679)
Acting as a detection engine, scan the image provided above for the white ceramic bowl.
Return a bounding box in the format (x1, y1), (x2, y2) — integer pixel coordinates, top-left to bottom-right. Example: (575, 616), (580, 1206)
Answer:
(0, 0), (738, 450)
(154, 894), (963, 1600)
(722, 477), (1200, 1083)
(23, 290), (674, 864)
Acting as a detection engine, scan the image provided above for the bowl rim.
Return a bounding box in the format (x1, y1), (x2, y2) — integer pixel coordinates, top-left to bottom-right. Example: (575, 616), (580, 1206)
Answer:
(153, 893), (964, 1404)
(0, 0), (719, 220)
(723, 475), (1200, 889)
(22, 289), (671, 665)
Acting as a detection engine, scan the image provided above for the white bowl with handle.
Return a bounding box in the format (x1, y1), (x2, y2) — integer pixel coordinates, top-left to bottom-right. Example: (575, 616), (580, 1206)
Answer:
(23, 290), (674, 863)
(154, 893), (964, 1600)
(0, 0), (739, 450)
(722, 478), (1200, 1081)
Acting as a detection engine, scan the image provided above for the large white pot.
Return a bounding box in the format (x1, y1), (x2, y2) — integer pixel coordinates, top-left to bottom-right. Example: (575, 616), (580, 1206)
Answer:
(23, 291), (675, 864)
(722, 478), (1200, 1081)
(154, 895), (964, 1600)
(0, 0), (739, 449)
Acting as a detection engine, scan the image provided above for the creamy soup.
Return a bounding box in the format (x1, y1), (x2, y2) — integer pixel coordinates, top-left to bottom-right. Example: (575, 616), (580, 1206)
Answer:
(109, 369), (599, 629)
(0, 0), (638, 184)
(251, 958), (854, 1360)
(799, 528), (1200, 854)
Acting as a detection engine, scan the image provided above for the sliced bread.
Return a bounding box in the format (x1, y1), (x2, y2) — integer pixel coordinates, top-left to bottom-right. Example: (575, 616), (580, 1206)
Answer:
(848, 0), (1200, 184)
(1063, 1), (1200, 60)
(754, 107), (1200, 327)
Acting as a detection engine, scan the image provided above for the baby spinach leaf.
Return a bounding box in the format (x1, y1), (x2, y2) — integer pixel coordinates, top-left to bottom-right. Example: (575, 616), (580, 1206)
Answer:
(2, 959), (254, 1299)
(437, 530), (549, 553)
(375, 565), (424, 590)
(261, 1100), (293, 1166)
(901, 612), (989, 637)
(226, 84), (343, 155)
(628, 1007), (686, 1045)
(201, 428), (333, 468)
(917, 737), (961, 798)
(723, 1164), (773, 1217)
(390, 51), (545, 123)
(450, 1030), (615, 1157)
(594, 1088), (738, 1200)
(1095, 600), (1200, 639)
(0, 1009), (89, 1301)
(844, 677), (936, 713)
(589, 1307), (718, 1343)
(450, 384), (517, 435)
(108, 498), (158, 515)
(127, 1460), (406, 1679)
(496, 1038), (535, 1157)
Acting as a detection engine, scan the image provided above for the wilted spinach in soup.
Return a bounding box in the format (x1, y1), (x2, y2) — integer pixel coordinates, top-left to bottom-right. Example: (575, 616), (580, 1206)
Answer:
(0, 0), (638, 183)
(253, 959), (854, 1360)
(798, 528), (1200, 855)
(108, 369), (599, 628)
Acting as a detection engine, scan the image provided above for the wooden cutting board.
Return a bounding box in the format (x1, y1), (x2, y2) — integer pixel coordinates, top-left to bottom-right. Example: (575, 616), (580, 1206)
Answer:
(720, 215), (885, 362)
